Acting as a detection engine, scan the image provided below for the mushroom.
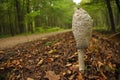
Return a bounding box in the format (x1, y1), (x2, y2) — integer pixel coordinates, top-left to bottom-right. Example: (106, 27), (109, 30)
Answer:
(72, 8), (93, 72)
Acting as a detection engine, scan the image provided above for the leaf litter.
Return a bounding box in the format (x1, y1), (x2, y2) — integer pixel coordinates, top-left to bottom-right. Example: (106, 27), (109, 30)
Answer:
(0, 31), (120, 80)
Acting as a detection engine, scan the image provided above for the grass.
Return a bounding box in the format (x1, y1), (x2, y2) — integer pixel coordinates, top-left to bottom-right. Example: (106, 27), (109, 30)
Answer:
(93, 26), (113, 34)
(35, 27), (64, 34)
(0, 27), (65, 38)
(0, 34), (11, 38)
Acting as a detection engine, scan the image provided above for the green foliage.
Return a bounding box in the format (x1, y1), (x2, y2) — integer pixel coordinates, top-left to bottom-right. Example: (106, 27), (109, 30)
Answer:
(0, 0), (75, 36)
(0, 27), (64, 38)
(80, 0), (120, 32)
(35, 27), (64, 33)
(26, 11), (40, 19)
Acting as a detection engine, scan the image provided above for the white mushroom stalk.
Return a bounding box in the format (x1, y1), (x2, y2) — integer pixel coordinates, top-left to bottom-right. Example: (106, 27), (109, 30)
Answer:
(72, 8), (93, 72)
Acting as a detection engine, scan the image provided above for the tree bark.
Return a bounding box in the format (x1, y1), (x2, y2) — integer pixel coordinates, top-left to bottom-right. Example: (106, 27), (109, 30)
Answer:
(26, 0), (34, 33)
(15, 0), (25, 33)
(105, 0), (116, 32)
(115, 0), (120, 12)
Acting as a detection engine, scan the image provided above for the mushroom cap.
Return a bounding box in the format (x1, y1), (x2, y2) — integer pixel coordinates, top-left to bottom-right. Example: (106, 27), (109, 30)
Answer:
(72, 8), (93, 49)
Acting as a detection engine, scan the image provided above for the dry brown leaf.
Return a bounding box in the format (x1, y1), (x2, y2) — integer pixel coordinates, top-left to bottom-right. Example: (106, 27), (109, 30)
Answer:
(24, 54), (31, 58)
(48, 49), (57, 54)
(45, 71), (60, 80)
(106, 54), (113, 59)
(99, 70), (107, 80)
(70, 64), (79, 71)
(54, 42), (61, 46)
(37, 59), (43, 66)
(41, 38), (47, 40)
(0, 54), (4, 60)
(66, 70), (72, 74)
(77, 72), (83, 80)
(97, 61), (104, 68)
(62, 72), (66, 76)
(27, 77), (34, 80)
(88, 42), (94, 51)
(65, 63), (72, 67)
(53, 55), (60, 58)
(88, 76), (100, 79)
(108, 62), (115, 70)
(69, 74), (75, 80)
(92, 38), (98, 43)
(12, 60), (20, 66)
(46, 58), (54, 62)
(74, 52), (78, 55)
(6, 60), (11, 67)
(0, 51), (4, 54)
(9, 74), (15, 80)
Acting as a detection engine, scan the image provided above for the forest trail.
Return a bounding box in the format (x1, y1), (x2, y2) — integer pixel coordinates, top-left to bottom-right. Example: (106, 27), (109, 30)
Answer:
(0, 29), (71, 50)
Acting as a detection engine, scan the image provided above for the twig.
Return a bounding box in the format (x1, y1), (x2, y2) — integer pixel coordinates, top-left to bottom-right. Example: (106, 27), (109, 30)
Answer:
(109, 32), (120, 38)
(99, 69), (107, 80)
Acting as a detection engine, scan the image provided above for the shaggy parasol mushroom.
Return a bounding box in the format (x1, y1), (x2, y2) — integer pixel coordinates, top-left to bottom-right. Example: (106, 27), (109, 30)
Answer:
(72, 8), (93, 72)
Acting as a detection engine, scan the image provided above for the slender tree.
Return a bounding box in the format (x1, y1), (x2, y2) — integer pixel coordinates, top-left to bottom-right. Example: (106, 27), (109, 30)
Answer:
(115, 0), (120, 12)
(105, 0), (116, 32)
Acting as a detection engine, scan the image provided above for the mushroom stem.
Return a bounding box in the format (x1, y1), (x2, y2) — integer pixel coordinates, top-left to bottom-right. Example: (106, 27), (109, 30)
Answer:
(78, 49), (85, 73)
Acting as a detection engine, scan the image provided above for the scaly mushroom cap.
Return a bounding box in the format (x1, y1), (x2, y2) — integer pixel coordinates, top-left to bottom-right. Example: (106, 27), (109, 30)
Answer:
(72, 8), (93, 49)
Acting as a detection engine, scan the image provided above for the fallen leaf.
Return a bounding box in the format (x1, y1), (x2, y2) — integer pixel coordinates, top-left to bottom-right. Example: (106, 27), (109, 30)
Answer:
(27, 77), (34, 80)
(48, 49), (57, 54)
(108, 62), (115, 70)
(77, 72), (83, 80)
(106, 54), (113, 59)
(12, 60), (20, 66)
(67, 55), (77, 62)
(6, 60), (11, 67)
(69, 74), (75, 80)
(70, 64), (79, 71)
(9, 74), (15, 80)
(74, 52), (78, 55)
(24, 54), (31, 58)
(46, 58), (54, 62)
(88, 76), (100, 79)
(62, 72), (66, 76)
(65, 63), (72, 67)
(54, 42), (61, 46)
(97, 61), (104, 68)
(0, 51), (4, 54)
(66, 70), (72, 74)
(41, 38), (47, 40)
(0, 54), (4, 60)
(53, 55), (60, 58)
(37, 59), (43, 66)
(99, 70), (107, 80)
(45, 71), (60, 80)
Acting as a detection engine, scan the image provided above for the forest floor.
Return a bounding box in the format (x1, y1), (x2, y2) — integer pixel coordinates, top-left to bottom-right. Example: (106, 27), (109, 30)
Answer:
(0, 31), (120, 80)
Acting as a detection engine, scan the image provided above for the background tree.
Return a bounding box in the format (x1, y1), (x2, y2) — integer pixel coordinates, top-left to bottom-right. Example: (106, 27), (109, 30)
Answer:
(0, 0), (74, 37)
(80, 0), (120, 32)
(105, 0), (116, 32)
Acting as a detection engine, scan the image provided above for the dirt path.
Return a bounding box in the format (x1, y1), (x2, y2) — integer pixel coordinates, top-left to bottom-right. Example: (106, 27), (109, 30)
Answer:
(0, 30), (71, 50)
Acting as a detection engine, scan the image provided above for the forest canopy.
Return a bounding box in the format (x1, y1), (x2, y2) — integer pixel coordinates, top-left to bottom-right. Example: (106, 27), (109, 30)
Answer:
(0, 0), (75, 36)
(80, 0), (120, 32)
(0, 0), (120, 37)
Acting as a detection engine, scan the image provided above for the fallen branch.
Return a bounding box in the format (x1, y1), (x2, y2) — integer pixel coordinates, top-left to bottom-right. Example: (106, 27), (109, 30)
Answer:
(109, 32), (120, 38)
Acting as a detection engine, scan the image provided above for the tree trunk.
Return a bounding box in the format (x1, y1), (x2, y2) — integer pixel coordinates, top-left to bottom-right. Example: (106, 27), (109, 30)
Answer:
(105, 0), (116, 32)
(26, 0), (34, 33)
(8, 9), (14, 36)
(115, 0), (120, 12)
(15, 0), (21, 33)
